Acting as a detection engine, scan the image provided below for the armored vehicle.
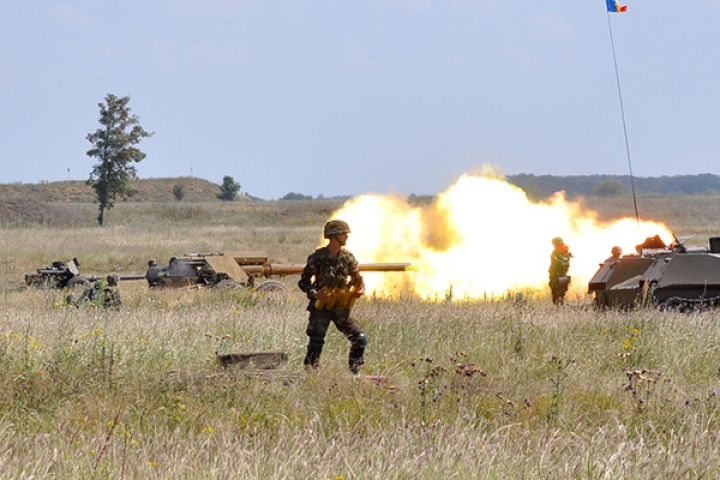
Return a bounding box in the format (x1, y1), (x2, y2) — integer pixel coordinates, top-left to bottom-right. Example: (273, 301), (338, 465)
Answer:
(145, 251), (410, 291)
(588, 235), (720, 310)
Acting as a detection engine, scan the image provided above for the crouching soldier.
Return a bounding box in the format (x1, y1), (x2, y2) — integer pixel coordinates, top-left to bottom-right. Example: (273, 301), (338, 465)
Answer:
(65, 280), (100, 308)
(102, 274), (122, 309)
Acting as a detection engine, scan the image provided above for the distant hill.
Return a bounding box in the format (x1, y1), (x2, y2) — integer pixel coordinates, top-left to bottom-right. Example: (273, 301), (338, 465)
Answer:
(3, 174), (720, 205)
(0, 177), (241, 203)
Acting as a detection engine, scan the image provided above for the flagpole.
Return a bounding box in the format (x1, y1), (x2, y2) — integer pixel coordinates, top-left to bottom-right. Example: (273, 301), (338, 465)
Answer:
(606, 12), (640, 226)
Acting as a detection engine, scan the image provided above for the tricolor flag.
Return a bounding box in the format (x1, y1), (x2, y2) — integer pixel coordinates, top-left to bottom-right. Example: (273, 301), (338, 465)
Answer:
(606, 0), (628, 12)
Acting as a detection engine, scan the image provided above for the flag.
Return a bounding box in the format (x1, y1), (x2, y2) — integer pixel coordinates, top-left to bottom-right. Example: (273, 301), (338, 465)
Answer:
(606, 0), (628, 12)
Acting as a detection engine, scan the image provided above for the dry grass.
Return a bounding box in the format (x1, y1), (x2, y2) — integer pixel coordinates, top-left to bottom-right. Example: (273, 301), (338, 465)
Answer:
(0, 177), (226, 203)
(2, 197), (720, 478)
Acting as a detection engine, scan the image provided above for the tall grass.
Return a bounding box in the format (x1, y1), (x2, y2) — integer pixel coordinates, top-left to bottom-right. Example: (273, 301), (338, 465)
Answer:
(2, 291), (720, 478)
(2, 198), (720, 478)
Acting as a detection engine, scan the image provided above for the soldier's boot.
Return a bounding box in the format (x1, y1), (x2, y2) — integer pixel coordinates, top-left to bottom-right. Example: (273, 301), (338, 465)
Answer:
(348, 333), (367, 375)
(304, 344), (322, 371)
(349, 357), (365, 375)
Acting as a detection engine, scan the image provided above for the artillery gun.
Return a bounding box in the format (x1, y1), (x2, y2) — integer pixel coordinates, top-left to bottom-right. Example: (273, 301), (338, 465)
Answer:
(145, 251), (410, 291)
(588, 235), (720, 311)
(24, 258), (145, 290)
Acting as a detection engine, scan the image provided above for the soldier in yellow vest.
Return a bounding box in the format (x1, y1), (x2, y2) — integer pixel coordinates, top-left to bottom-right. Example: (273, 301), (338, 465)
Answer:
(548, 236), (572, 305)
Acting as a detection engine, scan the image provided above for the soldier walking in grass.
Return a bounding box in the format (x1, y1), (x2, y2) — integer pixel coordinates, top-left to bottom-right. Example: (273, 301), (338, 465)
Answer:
(549, 236), (573, 306)
(298, 220), (367, 375)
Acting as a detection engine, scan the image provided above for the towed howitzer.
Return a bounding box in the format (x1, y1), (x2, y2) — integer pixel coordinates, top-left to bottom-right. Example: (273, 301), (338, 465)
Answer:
(145, 251), (410, 291)
(24, 258), (146, 290)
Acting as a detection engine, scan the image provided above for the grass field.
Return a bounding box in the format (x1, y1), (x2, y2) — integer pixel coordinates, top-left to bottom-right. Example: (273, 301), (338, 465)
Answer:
(1, 196), (720, 478)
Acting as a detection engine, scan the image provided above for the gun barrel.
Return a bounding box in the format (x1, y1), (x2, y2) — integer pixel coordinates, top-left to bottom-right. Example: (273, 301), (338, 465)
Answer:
(118, 274), (148, 281)
(240, 262), (411, 278)
(85, 274), (148, 282)
(358, 263), (411, 272)
(241, 264), (305, 277)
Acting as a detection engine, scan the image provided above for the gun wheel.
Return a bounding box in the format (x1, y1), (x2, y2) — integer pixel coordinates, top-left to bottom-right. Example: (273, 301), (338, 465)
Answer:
(255, 280), (287, 293)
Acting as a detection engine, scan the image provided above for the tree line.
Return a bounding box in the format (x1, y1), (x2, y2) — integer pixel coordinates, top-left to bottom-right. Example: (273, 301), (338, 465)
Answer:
(507, 173), (720, 200)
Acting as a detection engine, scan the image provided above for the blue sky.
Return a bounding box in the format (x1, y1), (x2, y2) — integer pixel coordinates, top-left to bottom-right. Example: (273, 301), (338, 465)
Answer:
(1, 1), (718, 199)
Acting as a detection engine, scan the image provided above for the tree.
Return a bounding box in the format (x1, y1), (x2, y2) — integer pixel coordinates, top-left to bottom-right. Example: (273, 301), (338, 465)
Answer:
(217, 175), (241, 201)
(173, 185), (185, 201)
(86, 94), (153, 226)
(281, 192), (313, 201)
(593, 179), (624, 198)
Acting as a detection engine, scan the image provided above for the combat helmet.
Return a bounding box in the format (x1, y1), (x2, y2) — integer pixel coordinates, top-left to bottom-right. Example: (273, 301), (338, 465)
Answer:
(324, 220), (351, 239)
(552, 236), (565, 248)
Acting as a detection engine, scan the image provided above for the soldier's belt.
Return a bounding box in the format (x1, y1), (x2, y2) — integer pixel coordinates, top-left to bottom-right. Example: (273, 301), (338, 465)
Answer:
(314, 286), (357, 311)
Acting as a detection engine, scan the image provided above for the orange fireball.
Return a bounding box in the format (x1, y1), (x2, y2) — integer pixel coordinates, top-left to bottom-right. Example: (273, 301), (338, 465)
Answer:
(328, 170), (672, 301)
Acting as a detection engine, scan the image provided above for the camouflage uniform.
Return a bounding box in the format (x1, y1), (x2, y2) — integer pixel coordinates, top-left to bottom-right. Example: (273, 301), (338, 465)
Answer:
(548, 238), (572, 305)
(102, 274), (122, 310)
(298, 245), (367, 373)
(65, 281), (99, 307)
(81, 281), (101, 303)
(65, 277), (121, 309)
